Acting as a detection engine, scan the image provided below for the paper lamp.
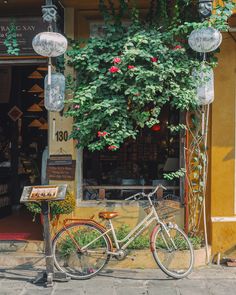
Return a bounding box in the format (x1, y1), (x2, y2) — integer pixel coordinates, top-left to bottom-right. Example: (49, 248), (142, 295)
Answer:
(188, 27), (222, 53)
(27, 104), (43, 112)
(28, 119), (43, 128)
(195, 65), (214, 105)
(32, 32), (67, 58)
(44, 72), (65, 112)
(28, 84), (43, 93)
(28, 71), (43, 79)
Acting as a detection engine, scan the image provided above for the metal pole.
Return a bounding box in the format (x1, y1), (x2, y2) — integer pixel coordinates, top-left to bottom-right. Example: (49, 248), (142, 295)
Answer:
(41, 201), (54, 286)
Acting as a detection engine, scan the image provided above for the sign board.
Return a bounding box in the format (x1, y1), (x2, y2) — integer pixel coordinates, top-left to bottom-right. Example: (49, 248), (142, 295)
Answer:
(0, 17), (47, 57)
(20, 184), (67, 203)
(47, 155), (76, 181)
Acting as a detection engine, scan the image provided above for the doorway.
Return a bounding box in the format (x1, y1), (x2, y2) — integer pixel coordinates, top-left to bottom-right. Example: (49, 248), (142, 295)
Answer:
(0, 65), (47, 240)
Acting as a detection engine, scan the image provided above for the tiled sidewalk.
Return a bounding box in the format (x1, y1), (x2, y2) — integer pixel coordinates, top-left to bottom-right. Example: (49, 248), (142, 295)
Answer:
(0, 266), (236, 294)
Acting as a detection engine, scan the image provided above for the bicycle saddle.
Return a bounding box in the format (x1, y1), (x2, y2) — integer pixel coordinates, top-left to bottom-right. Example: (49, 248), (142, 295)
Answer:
(98, 212), (119, 219)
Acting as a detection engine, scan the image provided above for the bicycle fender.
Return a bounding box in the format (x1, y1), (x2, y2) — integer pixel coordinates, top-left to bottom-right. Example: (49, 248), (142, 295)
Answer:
(150, 225), (160, 252)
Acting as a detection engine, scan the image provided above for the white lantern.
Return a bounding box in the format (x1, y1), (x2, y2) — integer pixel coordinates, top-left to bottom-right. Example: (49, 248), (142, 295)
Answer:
(188, 27), (222, 53)
(44, 72), (65, 112)
(32, 32), (67, 57)
(194, 65), (214, 105)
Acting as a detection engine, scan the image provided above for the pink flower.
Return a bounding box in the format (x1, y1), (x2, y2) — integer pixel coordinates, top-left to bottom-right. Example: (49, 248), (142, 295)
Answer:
(128, 65), (135, 69)
(151, 57), (158, 62)
(98, 131), (108, 137)
(173, 45), (182, 50)
(77, 127), (80, 130)
(74, 104), (80, 109)
(108, 145), (118, 150)
(113, 57), (121, 64)
(109, 66), (119, 73)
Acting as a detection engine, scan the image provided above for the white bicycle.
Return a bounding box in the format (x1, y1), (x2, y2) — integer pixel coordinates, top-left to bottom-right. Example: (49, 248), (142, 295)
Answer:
(52, 185), (194, 279)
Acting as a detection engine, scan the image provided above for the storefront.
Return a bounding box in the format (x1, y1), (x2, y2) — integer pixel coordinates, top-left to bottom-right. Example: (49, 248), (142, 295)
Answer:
(1, 0), (236, 260)
(0, 14), (49, 239)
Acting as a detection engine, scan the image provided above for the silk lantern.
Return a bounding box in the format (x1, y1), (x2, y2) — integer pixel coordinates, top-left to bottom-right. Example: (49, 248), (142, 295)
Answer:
(44, 72), (65, 112)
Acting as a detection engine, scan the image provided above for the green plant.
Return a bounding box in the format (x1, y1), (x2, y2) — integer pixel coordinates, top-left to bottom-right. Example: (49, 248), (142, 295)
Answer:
(4, 21), (20, 55)
(25, 191), (76, 220)
(65, 0), (235, 152)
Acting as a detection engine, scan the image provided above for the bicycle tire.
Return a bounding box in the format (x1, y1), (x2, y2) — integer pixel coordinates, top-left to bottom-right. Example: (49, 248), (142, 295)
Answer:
(52, 221), (112, 279)
(151, 223), (194, 279)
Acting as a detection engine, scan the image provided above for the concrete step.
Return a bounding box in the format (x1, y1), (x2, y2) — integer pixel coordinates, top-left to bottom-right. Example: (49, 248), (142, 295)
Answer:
(0, 252), (45, 268)
(0, 240), (44, 253)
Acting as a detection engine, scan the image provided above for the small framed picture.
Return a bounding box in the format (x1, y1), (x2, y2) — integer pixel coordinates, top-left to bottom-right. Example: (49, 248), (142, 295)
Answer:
(29, 186), (59, 201)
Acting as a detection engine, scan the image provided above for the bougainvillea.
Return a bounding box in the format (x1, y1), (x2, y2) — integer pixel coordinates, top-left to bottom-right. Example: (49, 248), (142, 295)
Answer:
(65, 0), (235, 151)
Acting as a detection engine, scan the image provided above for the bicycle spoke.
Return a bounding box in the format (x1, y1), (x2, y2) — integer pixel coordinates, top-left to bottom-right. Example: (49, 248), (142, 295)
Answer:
(152, 225), (194, 279)
(53, 223), (111, 279)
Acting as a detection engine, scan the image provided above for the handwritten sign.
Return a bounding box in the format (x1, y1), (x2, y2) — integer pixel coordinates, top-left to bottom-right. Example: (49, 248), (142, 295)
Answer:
(47, 155), (75, 181)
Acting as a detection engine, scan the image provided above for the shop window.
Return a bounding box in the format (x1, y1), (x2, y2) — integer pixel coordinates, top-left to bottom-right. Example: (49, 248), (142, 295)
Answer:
(83, 107), (181, 201)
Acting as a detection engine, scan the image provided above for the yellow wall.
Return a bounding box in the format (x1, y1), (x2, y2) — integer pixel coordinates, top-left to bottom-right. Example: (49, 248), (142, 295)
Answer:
(211, 29), (236, 254)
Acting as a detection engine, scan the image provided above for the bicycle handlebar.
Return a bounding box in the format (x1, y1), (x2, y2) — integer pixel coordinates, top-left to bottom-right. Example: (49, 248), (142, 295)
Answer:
(125, 185), (166, 202)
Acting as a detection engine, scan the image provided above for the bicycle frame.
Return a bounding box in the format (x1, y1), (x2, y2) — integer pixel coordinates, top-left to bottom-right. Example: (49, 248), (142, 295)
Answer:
(79, 191), (170, 255)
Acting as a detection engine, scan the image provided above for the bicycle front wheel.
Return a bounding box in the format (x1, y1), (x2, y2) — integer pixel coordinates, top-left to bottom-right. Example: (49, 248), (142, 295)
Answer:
(152, 223), (194, 279)
(52, 222), (112, 279)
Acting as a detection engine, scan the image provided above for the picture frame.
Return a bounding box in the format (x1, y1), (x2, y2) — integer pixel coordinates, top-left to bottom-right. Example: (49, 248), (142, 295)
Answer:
(29, 185), (58, 201)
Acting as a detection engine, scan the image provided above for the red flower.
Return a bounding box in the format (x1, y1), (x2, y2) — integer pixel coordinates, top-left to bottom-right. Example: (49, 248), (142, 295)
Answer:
(113, 57), (121, 64)
(109, 66), (119, 73)
(108, 145), (118, 150)
(151, 57), (158, 62)
(74, 104), (80, 109)
(128, 65), (135, 69)
(98, 131), (108, 137)
(151, 124), (161, 132)
(173, 45), (182, 50)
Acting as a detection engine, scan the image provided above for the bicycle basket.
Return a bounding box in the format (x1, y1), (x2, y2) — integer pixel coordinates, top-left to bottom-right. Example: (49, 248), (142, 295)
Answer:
(145, 200), (181, 221)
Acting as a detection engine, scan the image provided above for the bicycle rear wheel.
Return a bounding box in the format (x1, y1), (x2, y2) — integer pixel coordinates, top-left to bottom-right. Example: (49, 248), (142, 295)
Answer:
(151, 223), (194, 279)
(52, 222), (112, 279)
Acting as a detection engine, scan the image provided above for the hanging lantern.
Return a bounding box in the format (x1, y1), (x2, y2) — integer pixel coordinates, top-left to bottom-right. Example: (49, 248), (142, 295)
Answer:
(28, 71), (43, 79)
(194, 65), (214, 105)
(32, 32), (67, 57)
(188, 27), (222, 53)
(44, 72), (65, 112)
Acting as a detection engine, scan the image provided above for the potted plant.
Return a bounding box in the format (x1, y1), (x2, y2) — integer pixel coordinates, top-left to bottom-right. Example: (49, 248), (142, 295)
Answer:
(25, 190), (76, 223)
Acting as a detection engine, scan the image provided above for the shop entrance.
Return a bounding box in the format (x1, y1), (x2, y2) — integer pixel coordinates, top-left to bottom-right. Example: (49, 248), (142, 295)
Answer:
(0, 65), (47, 240)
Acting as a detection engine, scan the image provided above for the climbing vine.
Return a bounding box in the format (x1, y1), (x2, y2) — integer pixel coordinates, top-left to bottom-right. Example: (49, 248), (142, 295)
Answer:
(3, 21), (20, 56)
(66, 0), (235, 151)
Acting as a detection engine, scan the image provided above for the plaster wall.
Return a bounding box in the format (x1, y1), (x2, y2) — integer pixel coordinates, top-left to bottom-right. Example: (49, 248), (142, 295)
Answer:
(211, 30), (236, 255)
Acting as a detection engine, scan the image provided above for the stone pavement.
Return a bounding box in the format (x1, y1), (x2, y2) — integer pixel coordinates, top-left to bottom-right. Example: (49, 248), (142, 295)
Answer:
(0, 265), (236, 295)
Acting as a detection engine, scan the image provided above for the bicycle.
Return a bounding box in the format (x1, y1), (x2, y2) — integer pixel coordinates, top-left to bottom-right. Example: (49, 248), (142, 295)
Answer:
(52, 185), (194, 280)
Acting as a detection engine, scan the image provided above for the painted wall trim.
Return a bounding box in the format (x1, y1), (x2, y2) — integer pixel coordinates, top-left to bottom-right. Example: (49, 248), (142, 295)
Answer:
(211, 216), (236, 222)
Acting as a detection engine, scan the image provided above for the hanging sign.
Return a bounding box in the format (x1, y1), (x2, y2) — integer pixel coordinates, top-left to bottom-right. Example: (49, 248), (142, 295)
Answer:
(0, 17), (47, 57)
(47, 155), (76, 181)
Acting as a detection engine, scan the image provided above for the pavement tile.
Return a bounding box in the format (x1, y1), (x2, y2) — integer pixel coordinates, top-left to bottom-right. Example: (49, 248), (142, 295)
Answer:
(115, 287), (147, 295)
(22, 289), (53, 295)
(1, 279), (28, 288)
(148, 287), (178, 295)
(0, 289), (23, 295)
(206, 280), (236, 295)
(178, 287), (210, 295)
(53, 288), (84, 295)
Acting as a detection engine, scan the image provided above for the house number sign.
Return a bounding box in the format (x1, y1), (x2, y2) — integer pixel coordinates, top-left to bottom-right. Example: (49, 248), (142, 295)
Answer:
(55, 131), (69, 142)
